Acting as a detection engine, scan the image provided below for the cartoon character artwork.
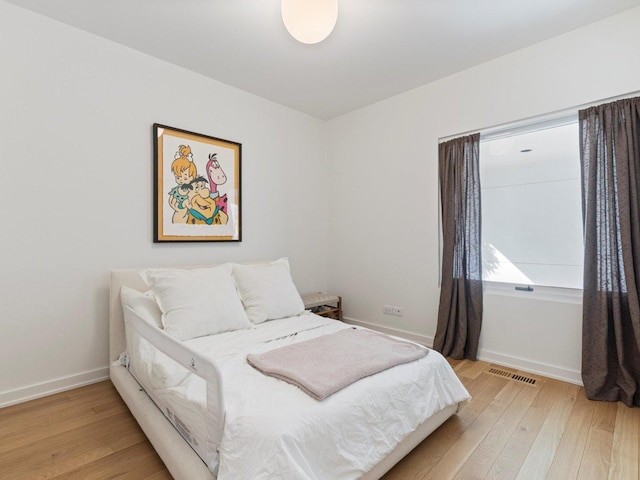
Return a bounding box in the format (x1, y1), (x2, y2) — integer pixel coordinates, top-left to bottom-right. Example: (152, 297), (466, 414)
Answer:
(167, 146), (230, 225)
(154, 123), (241, 242)
(206, 153), (229, 214)
(168, 145), (198, 224)
(185, 176), (228, 225)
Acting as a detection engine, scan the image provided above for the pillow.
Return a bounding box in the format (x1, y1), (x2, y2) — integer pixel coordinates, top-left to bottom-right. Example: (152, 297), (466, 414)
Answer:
(232, 258), (305, 324)
(120, 286), (163, 329)
(141, 263), (252, 340)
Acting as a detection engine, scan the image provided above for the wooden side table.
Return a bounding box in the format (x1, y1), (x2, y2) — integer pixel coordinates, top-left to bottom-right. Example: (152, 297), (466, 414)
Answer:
(301, 293), (342, 321)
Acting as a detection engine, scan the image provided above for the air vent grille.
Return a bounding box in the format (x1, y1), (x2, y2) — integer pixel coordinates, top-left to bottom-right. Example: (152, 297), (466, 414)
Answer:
(512, 374), (536, 385)
(488, 368), (537, 385)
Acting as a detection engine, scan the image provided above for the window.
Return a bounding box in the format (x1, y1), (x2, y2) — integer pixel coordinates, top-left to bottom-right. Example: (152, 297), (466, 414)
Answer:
(479, 118), (583, 290)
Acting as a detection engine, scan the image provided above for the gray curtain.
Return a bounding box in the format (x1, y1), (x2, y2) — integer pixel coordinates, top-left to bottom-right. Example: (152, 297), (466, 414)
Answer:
(434, 133), (483, 360)
(579, 96), (640, 407)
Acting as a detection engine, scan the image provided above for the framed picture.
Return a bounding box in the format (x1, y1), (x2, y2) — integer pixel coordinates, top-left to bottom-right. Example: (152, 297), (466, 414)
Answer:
(153, 123), (241, 242)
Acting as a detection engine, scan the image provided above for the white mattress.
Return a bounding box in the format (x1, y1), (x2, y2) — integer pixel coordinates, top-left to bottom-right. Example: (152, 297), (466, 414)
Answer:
(127, 312), (470, 479)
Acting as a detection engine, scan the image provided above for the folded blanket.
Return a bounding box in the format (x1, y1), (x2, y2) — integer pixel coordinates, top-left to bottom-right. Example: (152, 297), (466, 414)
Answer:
(247, 328), (428, 400)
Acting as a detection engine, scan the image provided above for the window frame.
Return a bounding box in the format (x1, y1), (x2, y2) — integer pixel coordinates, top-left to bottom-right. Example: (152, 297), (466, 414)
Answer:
(438, 111), (585, 303)
(483, 280), (583, 304)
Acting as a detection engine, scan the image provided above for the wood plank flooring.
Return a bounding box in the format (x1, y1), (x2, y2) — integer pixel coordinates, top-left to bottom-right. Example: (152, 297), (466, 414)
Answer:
(382, 359), (640, 480)
(0, 381), (172, 480)
(1, 360), (638, 479)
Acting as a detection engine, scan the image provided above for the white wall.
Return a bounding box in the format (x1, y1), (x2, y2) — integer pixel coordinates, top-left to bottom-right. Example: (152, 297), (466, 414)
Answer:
(3, 2), (640, 407)
(326, 7), (640, 384)
(0, 1), (328, 406)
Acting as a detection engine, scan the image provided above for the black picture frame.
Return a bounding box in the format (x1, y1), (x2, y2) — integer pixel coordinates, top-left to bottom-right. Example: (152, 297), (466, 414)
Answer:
(153, 123), (242, 242)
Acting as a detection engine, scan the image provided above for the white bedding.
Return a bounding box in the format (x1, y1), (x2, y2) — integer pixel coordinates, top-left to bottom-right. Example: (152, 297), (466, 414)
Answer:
(128, 312), (470, 479)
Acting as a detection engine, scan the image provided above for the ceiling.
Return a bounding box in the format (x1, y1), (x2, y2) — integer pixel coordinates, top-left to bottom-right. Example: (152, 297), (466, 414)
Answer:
(7, 0), (640, 120)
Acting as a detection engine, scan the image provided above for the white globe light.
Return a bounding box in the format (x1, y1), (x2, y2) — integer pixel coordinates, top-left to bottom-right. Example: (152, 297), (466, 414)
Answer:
(281, 0), (339, 45)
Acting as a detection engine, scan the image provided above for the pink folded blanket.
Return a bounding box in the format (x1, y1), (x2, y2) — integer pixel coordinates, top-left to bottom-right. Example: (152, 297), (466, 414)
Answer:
(247, 328), (428, 400)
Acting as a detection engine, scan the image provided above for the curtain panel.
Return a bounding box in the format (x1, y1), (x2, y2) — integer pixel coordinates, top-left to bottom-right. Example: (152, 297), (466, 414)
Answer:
(434, 133), (483, 360)
(580, 96), (640, 407)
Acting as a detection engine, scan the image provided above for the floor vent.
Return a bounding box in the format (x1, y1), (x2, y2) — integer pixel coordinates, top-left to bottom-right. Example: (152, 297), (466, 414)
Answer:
(488, 368), (537, 385)
(511, 374), (537, 385)
(488, 368), (512, 378)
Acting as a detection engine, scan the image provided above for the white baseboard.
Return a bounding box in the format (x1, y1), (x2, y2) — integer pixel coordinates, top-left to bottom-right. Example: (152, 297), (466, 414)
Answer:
(0, 367), (110, 409)
(344, 317), (583, 386)
(345, 317), (435, 346)
(476, 350), (582, 386)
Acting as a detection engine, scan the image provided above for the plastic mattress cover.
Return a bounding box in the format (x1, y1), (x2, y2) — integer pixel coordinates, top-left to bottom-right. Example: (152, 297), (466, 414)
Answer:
(126, 312), (471, 480)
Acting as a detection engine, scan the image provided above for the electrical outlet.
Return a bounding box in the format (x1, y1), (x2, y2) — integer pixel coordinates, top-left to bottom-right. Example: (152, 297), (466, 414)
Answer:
(383, 305), (403, 316)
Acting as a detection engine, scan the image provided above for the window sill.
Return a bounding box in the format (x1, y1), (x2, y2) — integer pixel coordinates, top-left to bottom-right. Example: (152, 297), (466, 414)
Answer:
(483, 281), (582, 305)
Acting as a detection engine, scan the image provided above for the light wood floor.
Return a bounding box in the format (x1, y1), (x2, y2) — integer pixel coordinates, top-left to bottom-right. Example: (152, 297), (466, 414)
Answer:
(382, 359), (640, 480)
(1, 360), (638, 479)
(0, 381), (171, 480)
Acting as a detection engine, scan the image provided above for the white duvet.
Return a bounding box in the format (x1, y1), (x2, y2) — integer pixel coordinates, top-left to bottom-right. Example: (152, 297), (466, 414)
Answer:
(130, 312), (470, 479)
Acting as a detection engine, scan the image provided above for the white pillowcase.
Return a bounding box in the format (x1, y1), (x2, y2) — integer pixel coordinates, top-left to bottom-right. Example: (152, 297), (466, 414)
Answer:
(120, 286), (163, 329)
(141, 263), (252, 340)
(232, 258), (305, 324)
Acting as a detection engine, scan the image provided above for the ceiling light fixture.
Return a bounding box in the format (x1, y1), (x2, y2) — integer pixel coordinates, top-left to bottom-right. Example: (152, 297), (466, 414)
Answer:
(281, 0), (338, 45)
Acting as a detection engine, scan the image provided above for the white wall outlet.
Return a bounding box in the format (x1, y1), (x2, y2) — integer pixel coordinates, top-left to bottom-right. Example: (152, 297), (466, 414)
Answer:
(383, 305), (403, 316)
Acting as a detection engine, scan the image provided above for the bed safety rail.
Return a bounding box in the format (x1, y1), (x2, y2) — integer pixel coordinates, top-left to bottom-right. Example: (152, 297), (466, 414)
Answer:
(123, 304), (225, 459)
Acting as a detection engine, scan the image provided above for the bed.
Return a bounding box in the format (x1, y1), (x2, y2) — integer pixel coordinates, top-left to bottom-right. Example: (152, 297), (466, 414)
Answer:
(109, 260), (470, 479)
